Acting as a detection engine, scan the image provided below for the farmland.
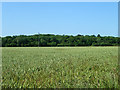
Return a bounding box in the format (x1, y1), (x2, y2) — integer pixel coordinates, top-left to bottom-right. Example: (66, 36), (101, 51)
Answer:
(2, 47), (118, 88)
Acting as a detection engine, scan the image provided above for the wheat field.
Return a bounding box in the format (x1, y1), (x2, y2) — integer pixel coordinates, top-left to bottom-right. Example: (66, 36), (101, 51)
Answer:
(2, 47), (118, 88)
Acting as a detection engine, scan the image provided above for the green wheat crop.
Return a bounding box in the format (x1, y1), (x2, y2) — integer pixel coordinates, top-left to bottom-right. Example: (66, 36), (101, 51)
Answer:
(2, 47), (118, 88)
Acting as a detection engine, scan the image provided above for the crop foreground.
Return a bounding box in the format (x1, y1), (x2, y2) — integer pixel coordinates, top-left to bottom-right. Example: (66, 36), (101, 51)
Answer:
(2, 47), (118, 88)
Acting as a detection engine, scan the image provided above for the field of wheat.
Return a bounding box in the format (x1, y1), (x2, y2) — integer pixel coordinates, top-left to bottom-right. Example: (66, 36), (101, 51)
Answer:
(2, 47), (118, 88)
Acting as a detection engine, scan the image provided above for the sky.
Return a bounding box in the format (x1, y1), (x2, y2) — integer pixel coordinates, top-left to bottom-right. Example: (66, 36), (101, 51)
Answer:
(2, 2), (118, 37)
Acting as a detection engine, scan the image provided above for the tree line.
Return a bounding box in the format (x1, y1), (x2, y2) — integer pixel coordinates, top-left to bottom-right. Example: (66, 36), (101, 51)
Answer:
(1, 34), (120, 47)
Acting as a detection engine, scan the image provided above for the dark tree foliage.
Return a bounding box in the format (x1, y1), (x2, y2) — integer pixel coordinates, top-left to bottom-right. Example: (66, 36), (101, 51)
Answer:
(1, 34), (120, 47)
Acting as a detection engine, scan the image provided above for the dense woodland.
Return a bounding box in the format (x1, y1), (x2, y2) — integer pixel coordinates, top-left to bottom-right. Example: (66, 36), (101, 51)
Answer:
(1, 34), (120, 47)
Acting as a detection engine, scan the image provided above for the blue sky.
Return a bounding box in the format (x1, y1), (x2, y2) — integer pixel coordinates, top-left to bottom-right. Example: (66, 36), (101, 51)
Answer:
(2, 2), (118, 37)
